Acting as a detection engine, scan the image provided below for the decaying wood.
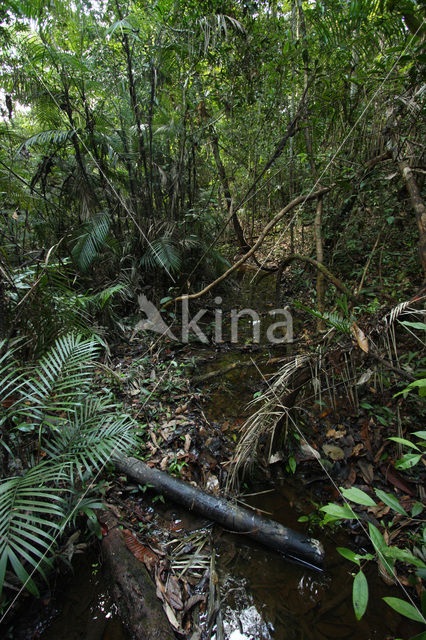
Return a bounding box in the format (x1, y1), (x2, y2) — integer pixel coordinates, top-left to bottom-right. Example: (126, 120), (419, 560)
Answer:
(102, 513), (175, 640)
(192, 361), (242, 382)
(114, 455), (325, 567)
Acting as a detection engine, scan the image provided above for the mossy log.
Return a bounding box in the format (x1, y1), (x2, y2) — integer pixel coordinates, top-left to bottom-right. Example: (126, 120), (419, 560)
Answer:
(102, 514), (175, 640)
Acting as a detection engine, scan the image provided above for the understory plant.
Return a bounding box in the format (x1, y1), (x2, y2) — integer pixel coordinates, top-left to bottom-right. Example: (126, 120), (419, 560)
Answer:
(0, 333), (138, 601)
(320, 409), (426, 632)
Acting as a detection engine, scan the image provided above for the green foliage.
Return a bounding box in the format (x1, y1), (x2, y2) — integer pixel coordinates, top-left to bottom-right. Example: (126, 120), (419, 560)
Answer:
(321, 428), (426, 625)
(72, 213), (111, 272)
(0, 333), (138, 597)
(140, 235), (182, 274)
(0, 462), (68, 596)
(353, 569), (368, 621)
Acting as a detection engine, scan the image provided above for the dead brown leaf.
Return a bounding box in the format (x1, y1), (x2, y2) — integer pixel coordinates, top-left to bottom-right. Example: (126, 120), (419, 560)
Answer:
(326, 428), (346, 439)
(360, 419), (372, 452)
(350, 443), (364, 457)
(322, 444), (345, 460)
(343, 465), (357, 488)
(184, 434), (191, 453)
(123, 530), (158, 570)
(357, 460), (374, 484)
(380, 463), (415, 496)
(352, 322), (369, 353)
(368, 504), (390, 518)
(183, 594), (206, 615)
(165, 575), (183, 610)
(160, 455), (170, 471)
(175, 404), (188, 415)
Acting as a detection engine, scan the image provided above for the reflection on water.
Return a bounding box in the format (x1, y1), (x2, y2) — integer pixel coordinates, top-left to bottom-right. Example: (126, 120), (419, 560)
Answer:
(213, 488), (404, 640)
(199, 273), (407, 639)
(26, 272), (416, 639)
(41, 555), (127, 640)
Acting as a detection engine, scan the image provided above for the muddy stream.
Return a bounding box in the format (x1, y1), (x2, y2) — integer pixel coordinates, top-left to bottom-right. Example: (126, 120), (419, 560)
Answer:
(12, 273), (411, 640)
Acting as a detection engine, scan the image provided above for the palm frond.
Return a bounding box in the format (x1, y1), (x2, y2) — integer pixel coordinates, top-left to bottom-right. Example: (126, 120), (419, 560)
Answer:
(44, 397), (137, 475)
(0, 341), (26, 410)
(295, 302), (352, 335)
(18, 334), (99, 426)
(140, 236), (182, 274)
(227, 355), (312, 491)
(18, 129), (75, 154)
(71, 212), (111, 272)
(0, 462), (69, 596)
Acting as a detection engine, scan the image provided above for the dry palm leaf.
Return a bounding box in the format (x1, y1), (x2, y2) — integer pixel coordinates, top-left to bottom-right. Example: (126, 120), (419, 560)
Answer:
(123, 529), (158, 570)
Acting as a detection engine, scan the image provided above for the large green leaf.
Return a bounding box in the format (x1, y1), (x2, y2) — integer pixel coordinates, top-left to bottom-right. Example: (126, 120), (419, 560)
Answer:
(383, 597), (426, 624)
(353, 569), (369, 620)
(44, 398), (137, 475)
(140, 236), (182, 275)
(320, 503), (358, 520)
(374, 489), (408, 516)
(341, 486), (376, 506)
(72, 213), (111, 272)
(0, 462), (68, 596)
(18, 333), (99, 427)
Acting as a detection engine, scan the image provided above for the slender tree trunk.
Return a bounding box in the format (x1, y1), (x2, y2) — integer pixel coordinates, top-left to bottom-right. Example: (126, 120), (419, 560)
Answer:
(209, 129), (250, 252)
(314, 196), (326, 315)
(115, 0), (152, 219)
(397, 158), (426, 276)
(62, 83), (97, 207)
(298, 0), (326, 329)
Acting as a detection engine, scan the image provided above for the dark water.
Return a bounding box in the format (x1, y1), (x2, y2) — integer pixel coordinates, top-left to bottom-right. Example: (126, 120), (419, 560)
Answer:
(12, 272), (419, 639)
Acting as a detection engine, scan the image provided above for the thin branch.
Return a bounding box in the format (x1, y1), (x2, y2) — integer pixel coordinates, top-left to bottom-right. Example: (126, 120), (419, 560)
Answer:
(172, 186), (331, 304)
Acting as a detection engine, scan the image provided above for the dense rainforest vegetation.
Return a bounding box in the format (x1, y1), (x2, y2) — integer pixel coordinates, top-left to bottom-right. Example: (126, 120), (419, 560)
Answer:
(0, 0), (425, 638)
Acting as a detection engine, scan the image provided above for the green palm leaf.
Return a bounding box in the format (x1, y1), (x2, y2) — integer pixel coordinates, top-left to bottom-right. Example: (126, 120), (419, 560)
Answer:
(140, 236), (182, 274)
(18, 334), (99, 426)
(72, 213), (111, 272)
(18, 129), (76, 153)
(0, 462), (68, 596)
(44, 397), (137, 475)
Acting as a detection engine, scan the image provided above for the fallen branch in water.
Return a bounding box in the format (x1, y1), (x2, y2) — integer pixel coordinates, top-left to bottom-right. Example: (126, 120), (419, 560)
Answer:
(114, 455), (325, 568)
(192, 360), (242, 382)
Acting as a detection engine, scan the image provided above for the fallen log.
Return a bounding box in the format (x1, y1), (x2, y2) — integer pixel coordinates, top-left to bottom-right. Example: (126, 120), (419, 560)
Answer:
(115, 456), (325, 568)
(102, 512), (175, 640)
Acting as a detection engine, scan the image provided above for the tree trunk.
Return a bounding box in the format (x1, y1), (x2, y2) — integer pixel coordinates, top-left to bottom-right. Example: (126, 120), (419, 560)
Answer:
(114, 456), (325, 567)
(209, 129), (250, 252)
(397, 158), (426, 277)
(298, 0), (326, 330)
(314, 196), (326, 326)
